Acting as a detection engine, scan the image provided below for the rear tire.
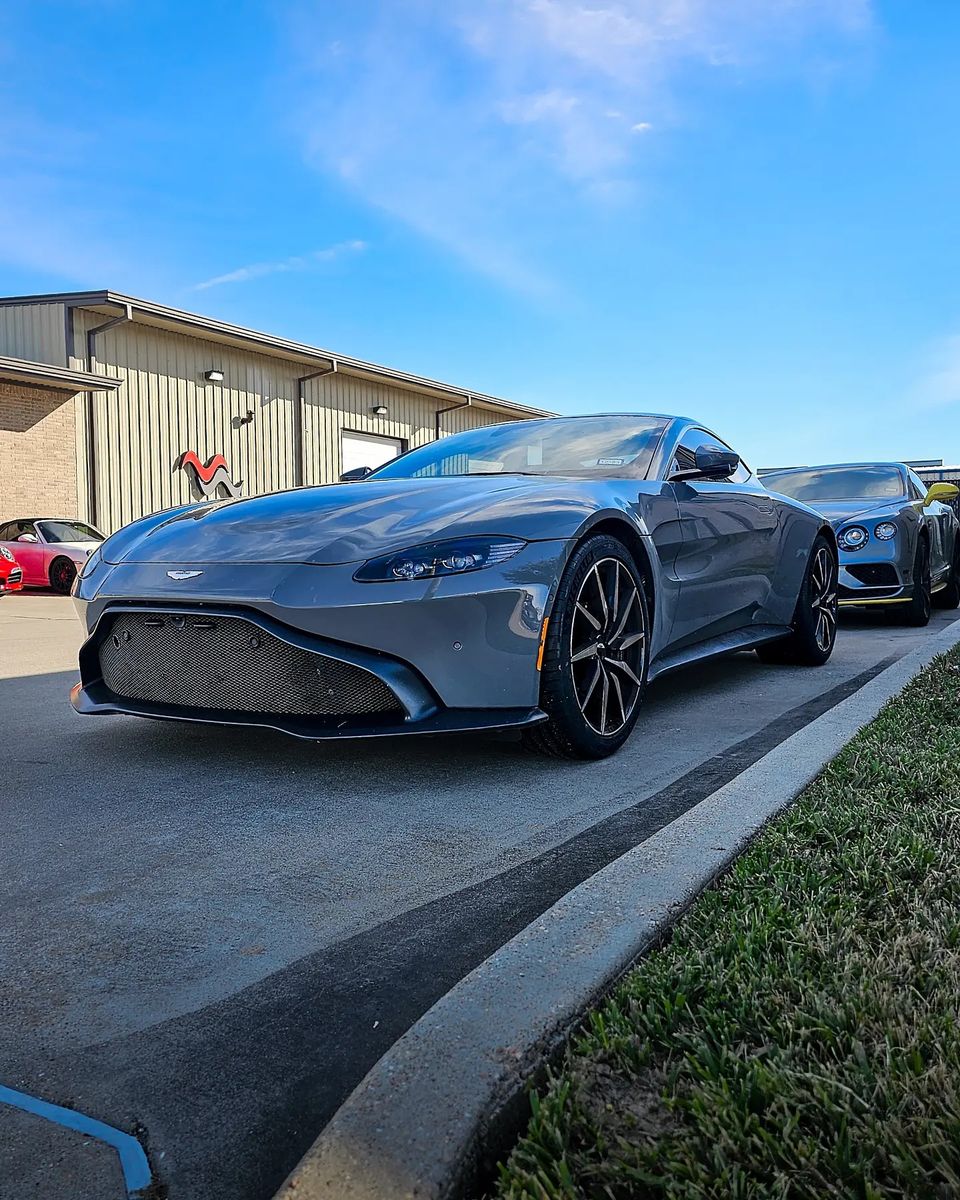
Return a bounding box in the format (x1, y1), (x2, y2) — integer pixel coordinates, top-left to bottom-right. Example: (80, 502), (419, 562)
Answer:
(49, 556), (77, 595)
(902, 538), (932, 626)
(933, 541), (960, 610)
(523, 535), (649, 759)
(756, 535), (838, 666)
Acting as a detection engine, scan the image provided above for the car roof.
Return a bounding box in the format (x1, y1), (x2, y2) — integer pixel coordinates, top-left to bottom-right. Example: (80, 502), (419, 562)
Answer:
(486, 412), (698, 425)
(763, 462), (908, 473)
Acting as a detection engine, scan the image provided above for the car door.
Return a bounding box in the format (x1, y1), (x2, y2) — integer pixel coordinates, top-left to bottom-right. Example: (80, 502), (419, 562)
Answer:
(2, 520), (45, 585)
(908, 469), (953, 584)
(665, 427), (781, 648)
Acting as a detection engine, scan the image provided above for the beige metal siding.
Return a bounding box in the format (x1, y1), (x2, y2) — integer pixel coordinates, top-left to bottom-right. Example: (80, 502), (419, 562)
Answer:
(68, 308), (518, 533)
(0, 303), (66, 365)
(70, 308), (298, 533)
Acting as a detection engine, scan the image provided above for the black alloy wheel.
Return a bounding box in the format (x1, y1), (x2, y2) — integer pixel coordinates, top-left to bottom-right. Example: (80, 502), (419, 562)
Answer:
(49, 556), (77, 595)
(757, 534), (838, 666)
(525, 534), (649, 759)
(903, 538), (932, 627)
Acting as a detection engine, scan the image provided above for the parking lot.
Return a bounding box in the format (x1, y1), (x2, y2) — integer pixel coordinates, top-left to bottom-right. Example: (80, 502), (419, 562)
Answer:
(2, 592), (957, 1200)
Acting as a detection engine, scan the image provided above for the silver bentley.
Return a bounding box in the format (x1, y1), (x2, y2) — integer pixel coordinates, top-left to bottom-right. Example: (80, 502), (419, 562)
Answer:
(72, 414), (838, 758)
(761, 462), (960, 626)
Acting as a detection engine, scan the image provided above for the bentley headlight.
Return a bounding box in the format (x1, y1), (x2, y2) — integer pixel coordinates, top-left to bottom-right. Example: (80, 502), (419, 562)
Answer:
(837, 525), (868, 551)
(355, 536), (526, 582)
(874, 522), (897, 541)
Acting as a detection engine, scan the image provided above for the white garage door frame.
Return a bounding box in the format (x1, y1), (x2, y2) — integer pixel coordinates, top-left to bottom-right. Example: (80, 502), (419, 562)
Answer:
(340, 429), (406, 476)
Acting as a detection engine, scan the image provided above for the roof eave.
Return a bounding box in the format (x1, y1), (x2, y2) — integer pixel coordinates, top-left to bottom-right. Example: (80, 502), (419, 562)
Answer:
(0, 291), (552, 419)
(0, 354), (122, 393)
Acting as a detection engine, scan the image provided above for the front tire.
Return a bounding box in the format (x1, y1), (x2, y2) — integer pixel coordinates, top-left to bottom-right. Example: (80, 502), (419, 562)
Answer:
(902, 538), (932, 626)
(49, 556), (77, 595)
(524, 535), (649, 759)
(757, 535), (838, 666)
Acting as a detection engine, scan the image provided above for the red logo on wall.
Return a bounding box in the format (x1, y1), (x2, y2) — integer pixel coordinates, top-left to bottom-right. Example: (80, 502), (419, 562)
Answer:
(178, 451), (243, 499)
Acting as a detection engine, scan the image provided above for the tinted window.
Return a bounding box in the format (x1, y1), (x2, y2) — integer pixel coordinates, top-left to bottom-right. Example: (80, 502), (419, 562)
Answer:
(907, 470), (928, 500)
(5, 520), (37, 539)
(371, 416), (669, 481)
(763, 466), (906, 501)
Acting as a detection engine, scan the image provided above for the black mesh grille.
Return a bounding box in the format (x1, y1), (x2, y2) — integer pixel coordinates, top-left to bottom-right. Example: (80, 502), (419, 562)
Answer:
(846, 563), (899, 587)
(98, 611), (402, 717)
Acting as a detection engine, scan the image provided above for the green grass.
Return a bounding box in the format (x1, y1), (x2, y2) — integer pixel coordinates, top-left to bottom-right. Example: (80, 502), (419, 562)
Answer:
(494, 648), (960, 1200)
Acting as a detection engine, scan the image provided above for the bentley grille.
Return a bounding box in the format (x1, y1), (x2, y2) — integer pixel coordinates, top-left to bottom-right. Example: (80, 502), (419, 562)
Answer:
(98, 611), (403, 717)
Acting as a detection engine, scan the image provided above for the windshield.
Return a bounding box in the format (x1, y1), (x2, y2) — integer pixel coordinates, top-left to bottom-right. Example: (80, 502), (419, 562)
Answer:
(763, 466), (906, 502)
(370, 416), (669, 481)
(37, 520), (103, 544)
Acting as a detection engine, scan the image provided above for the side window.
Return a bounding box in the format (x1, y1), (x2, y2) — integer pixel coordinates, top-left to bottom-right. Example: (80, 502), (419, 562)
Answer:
(907, 470), (927, 501)
(0, 524), (11, 541)
(670, 427), (702, 475)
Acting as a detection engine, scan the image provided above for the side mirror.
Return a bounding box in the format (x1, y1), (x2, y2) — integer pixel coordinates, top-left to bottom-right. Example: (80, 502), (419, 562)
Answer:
(923, 482), (959, 505)
(671, 444), (740, 482)
(17, 533), (39, 544)
(695, 446), (740, 477)
(340, 465), (374, 482)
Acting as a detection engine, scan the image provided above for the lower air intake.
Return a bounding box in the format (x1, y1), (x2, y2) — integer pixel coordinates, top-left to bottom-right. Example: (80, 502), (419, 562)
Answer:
(98, 611), (402, 717)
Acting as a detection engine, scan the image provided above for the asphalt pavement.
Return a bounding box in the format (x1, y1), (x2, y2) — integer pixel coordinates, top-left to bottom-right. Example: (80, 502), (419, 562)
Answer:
(1, 592), (955, 1199)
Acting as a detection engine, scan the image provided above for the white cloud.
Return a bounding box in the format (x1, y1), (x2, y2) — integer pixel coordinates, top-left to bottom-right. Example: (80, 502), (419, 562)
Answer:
(192, 240), (367, 291)
(287, 0), (873, 295)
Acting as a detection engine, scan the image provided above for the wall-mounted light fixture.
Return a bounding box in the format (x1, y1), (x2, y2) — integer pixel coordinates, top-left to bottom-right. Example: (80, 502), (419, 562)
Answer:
(204, 369), (225, 383)
(372, 404), (389, 416)
(238, 409), (255, 426)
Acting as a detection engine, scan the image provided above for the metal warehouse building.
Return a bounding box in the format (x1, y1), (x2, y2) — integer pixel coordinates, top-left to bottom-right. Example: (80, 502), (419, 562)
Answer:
(0, 291), (548, 534)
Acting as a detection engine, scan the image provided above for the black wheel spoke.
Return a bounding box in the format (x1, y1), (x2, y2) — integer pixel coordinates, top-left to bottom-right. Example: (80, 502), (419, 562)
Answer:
(570, 556), (646, 737)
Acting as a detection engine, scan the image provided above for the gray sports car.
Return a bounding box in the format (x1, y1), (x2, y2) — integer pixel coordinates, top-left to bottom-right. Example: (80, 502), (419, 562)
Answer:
(761, 463), (960, 626)
(71, 414), (838, 759)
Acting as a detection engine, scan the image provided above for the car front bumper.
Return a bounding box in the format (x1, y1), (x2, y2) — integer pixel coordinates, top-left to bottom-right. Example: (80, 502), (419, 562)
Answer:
(71, 541), (570, 737)
(837, 541), (910, 607)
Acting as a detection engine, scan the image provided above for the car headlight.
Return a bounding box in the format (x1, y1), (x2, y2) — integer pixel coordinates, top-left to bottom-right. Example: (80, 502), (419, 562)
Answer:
(874, 522), (897, 540)
(837, 525), (869, 551)
(354, 536), (526, 582)
(0, 547), (13, 562)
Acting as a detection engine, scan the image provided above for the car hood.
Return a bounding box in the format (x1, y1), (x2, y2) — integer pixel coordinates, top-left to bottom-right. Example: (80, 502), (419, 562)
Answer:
(803, 499), (906, 527)
(104, 476), (600, 565)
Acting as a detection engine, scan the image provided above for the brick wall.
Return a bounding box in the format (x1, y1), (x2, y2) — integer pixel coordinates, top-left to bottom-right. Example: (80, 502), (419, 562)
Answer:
(0, 381), (79, 518)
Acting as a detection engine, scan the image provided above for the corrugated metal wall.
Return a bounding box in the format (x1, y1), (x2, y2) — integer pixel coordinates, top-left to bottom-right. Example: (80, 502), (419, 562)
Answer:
(61, 307), (512, 533)
(0, 301), (522, 534)
(0, 302), (66, 365)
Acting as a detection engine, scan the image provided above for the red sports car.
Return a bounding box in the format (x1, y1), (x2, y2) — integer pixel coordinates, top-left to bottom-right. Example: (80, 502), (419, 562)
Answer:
(0, 518), (104, 594)
(0, 545), (23, 596)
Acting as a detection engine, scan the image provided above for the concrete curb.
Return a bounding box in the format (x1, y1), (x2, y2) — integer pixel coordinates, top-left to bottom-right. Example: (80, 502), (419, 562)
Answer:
(274, 619), (960, 1200)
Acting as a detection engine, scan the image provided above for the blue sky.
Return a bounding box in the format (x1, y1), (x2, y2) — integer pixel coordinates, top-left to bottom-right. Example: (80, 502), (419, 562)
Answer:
(2, 1), (959, 467)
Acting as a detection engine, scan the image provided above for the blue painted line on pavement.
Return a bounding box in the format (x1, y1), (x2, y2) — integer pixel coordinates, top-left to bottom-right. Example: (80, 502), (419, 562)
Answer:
(0, 1083), (153, 1196)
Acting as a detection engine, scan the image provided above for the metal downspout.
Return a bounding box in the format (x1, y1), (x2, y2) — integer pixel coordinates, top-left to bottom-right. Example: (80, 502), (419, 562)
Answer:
(84, 303), (133, 527)
(435, 395), (471, 440)
(296, 360), (337, 486)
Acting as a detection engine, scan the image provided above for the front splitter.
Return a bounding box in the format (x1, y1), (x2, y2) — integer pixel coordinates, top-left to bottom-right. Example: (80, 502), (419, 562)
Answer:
(70, 681), (547, 741)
